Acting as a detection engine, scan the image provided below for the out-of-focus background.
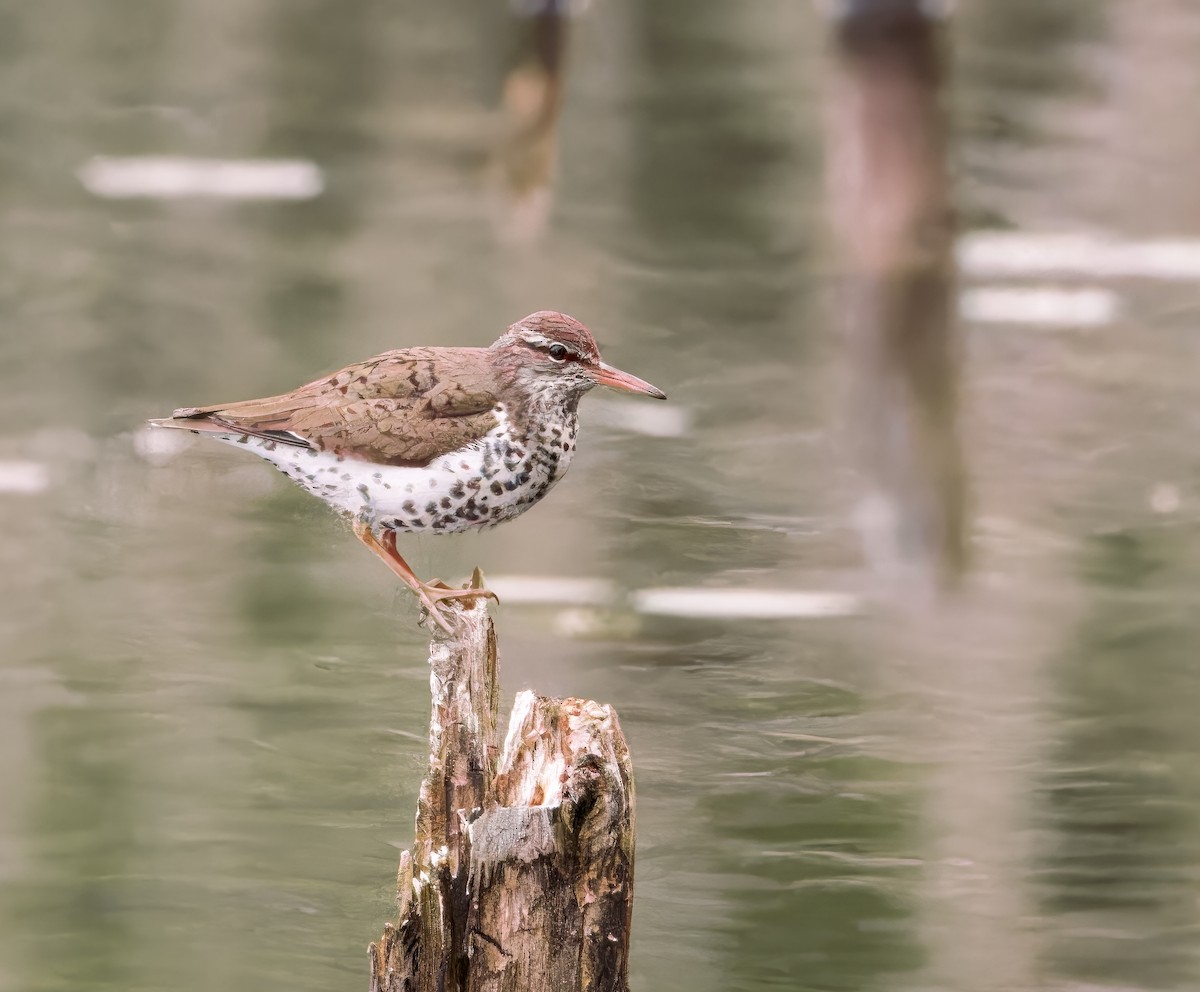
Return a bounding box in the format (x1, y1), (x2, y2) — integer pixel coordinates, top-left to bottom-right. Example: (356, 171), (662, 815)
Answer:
(3, 1), (1200, 989)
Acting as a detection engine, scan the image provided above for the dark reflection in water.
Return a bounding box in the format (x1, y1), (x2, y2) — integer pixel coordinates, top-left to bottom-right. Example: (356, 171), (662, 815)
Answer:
(487, 2), (571, 240)
(252, 0), (383, 361)
(19, 709), (141, 990)
(826, 0), (965, 588)
(619, 0), (819, 599)
(1038, 530), (1200, 989)
(956, 0), (1110, 229)
(75, 2), (180, 434)
(704, 676), (927, 988)
(3, 1), (1200, 991)
(627, 0), (804, 261)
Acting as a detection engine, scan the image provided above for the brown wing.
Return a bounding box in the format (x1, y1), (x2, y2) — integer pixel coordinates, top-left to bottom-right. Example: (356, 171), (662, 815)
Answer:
(158, 347), (501, 467)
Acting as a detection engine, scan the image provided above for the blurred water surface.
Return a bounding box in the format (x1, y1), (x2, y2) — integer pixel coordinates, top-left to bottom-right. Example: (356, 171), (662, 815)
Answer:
(3, 1), (1200, 990)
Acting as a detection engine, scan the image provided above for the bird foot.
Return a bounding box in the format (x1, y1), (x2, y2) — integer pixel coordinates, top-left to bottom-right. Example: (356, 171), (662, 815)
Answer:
(415, 577), (500, 634)
(352, 520), (499, 633)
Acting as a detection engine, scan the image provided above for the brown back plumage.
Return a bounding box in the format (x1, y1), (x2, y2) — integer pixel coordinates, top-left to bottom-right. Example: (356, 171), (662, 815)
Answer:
(157, 346), (504, 467)
(151, 311), (634, 468)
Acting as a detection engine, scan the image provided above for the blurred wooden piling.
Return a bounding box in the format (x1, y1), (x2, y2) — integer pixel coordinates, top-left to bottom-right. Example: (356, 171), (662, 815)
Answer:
(490, 1), (572, 240)
(824, 0), (967, 586)
(368, 595), (635, 992)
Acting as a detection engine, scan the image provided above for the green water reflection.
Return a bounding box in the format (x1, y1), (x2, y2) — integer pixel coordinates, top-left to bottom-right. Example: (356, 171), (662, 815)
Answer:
(3, 1), (1200, 990)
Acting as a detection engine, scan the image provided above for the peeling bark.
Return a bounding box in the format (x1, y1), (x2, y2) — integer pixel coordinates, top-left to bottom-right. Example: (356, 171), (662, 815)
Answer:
(369, 598), (634, 992)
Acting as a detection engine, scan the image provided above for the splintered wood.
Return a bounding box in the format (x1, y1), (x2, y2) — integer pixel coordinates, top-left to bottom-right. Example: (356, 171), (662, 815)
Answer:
(369, 598), (635, 992)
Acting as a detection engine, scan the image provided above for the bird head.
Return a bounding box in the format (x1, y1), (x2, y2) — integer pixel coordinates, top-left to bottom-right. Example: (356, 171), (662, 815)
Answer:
(492, 311), (666, 407)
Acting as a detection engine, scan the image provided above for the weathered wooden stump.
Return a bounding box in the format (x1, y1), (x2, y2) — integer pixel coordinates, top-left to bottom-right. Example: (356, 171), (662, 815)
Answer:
(369, 594), (635, 992)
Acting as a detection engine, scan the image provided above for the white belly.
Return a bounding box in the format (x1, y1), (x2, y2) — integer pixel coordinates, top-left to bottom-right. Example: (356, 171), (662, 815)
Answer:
(211, 417), (575, 534)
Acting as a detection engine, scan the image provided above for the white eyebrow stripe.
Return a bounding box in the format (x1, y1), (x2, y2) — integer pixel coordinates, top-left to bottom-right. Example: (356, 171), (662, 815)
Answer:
(519, 332), (580, 354)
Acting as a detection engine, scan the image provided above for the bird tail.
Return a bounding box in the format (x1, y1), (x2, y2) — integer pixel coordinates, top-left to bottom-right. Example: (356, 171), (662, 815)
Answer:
(147, 412), (234, 434)
(148, 409), (310, 448)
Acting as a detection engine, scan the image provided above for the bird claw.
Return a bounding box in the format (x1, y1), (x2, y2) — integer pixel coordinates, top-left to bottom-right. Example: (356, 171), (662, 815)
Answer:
(415, 578), (500, 634)
(423, 576), (499, 604)
(420, 599), (458, 635)
(353, 522), (499, 632)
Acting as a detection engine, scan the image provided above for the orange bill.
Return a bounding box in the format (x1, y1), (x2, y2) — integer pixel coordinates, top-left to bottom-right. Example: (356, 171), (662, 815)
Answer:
(592, 362), (667, 400)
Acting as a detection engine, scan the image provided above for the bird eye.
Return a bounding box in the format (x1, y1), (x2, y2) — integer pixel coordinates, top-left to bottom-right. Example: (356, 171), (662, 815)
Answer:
(547, 344), (569, 361)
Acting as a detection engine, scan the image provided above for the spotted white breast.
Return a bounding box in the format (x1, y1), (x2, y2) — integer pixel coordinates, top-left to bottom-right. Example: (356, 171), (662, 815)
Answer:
(208, 404), (579, 535)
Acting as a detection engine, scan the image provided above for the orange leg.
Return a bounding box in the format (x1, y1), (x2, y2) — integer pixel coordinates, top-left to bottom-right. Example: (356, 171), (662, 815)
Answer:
(352, 520), (498, 633)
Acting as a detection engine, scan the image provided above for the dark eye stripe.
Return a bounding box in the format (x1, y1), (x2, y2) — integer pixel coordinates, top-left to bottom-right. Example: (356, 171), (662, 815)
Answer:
(521, 339), (581, 361)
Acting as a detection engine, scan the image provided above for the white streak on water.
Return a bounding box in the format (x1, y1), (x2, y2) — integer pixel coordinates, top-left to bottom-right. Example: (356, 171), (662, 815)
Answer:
(78, 156), (324, 200)
(486, 576), (612, 606)
(589, 399), (689, 438)
(1149, 483), (1181, 515)
(632, 588), (860, 619)
(958, 232), (1200, 281)
(0, 461), (49, 495)
(134, 424), (192, 462)
(476, 578), (861, 619)
(960, 287), (1117, 327)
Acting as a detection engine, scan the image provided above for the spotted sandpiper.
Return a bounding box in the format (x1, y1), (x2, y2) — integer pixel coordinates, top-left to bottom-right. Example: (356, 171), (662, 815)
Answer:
(151, 311), (665, 630)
